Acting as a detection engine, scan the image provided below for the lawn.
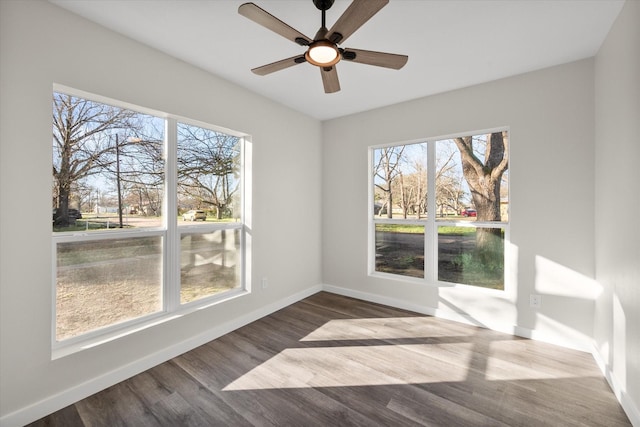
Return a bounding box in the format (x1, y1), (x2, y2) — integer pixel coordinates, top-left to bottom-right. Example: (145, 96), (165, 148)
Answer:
(375, 226), (504, 290)
(55, 235), (239, 341)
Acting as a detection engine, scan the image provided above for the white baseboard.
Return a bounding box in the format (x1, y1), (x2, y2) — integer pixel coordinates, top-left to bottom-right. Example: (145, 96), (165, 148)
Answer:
(322, 284), (592, 352)
(322, 284), (637, 425)
(323, 283), (521, 336)
(322, 284), (438, 317)
(0, 285), (322, 427)
(5, 284), (636, 427)
(591, 346), (640, 427)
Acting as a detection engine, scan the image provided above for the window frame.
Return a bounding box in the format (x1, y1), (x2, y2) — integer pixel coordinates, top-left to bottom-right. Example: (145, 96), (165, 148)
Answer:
(368, 128), (509, 292)
(51, 85), (249, 357)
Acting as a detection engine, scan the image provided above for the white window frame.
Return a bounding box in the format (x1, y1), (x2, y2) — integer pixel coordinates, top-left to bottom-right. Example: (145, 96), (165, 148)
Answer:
(51, 85), (250, 358)
(368, 128), (509, 292)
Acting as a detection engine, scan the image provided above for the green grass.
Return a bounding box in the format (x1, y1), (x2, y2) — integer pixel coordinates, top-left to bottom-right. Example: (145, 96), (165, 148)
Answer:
(375, 224), (425, 233)
(56, 237), (162, 267)
(376, 224), (477, 235)
(438, 226), (476, 235)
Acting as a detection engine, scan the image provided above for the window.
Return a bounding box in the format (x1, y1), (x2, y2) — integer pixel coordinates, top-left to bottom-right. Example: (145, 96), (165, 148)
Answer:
(177, 122), (243, 304)
(52, 88), (247, 345)
(371, 130), (508, 290)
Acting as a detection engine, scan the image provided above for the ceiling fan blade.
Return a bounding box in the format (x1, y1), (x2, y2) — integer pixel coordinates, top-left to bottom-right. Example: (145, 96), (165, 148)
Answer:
(320, 66), (340, 93)
(239, 3), (312, 46)
(327, 0), (388, 45)
(251, 55), (306, 76)
(342, 48), (408, 70)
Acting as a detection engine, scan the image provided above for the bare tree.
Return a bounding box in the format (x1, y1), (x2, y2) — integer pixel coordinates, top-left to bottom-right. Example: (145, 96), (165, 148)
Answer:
(177, 124), (240, 219)
(373, 146), (405, 218)
(434, 145), (462, 217)
(110, 134), (164, 217)
(391, 169), (426, 219)
(453, 131), (509, 247)
(397, 172), (412, 219)
(411, 159), (428, 218)
(52, 93), (138, 226)
(436, 174), (466, 216)
(72, 180), (94, 213)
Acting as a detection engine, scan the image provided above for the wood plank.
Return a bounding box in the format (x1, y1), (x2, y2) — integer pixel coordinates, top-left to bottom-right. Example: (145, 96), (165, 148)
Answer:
(28, 292), (631, 426)
(26, 404), (84, 427)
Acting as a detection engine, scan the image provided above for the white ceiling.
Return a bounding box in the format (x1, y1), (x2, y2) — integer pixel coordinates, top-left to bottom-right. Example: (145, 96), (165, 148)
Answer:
(49, 0), (624, 121)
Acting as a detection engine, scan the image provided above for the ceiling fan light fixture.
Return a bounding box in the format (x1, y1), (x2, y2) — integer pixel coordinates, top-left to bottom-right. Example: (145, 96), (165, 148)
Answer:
(305, 40), (340, 67)
(239, 1), (408, 93)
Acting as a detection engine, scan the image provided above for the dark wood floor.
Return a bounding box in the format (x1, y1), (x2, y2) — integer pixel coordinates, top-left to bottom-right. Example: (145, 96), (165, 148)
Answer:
(30, 292), (630, 426)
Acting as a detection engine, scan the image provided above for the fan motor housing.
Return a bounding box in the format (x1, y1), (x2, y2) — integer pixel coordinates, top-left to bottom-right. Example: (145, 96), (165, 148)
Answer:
(313, 0), (335, 11)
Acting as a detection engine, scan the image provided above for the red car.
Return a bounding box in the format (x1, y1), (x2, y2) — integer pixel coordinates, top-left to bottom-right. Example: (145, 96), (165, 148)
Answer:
(461, 209), (477, 217)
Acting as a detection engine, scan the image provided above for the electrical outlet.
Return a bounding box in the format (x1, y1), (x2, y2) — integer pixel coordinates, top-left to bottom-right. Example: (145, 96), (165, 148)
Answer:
(530, 294), (542, 308)
(261, 278), (268, 289)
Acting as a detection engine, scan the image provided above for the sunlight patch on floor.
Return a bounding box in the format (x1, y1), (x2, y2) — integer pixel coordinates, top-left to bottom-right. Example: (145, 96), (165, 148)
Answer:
(223, 343), (473, 391)
(299, 317), (460, 342)
(223, 314), (585, 392)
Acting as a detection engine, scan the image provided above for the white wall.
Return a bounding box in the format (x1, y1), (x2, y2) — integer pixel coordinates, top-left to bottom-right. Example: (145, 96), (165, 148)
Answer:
(0, 0), (322, 424)
(322, 59), (598, 349)
(2, 0), (637, 425)
(594, 0), (640, 423)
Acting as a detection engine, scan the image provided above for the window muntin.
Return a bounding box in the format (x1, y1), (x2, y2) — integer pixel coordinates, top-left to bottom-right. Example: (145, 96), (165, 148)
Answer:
(370, 130), (508, 290)
(52, 89), (247, 345)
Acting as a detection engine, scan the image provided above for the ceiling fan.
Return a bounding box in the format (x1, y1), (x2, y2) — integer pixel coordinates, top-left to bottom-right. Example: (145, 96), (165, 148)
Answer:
(238, 0), (408, 94)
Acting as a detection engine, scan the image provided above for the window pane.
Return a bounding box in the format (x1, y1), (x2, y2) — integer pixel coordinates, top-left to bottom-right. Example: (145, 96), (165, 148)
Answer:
(373, 143), (428, 220)
(436, 132), (508, 222)
(177, 123), (241, 226)
(53, 92), (165, 232)
(56, 236), (163, 341)
(375, 224), (424, 278)
(181, 229), (241, 303)
(438, 226), (504, 290)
